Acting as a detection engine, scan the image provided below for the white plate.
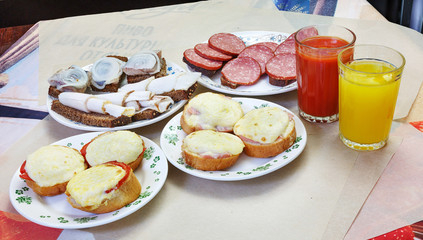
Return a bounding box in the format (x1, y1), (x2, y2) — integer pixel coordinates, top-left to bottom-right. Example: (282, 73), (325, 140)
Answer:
(190, 31), (296, 96)
(48, 61), (187, 131)
(160, 97), (307, 181)
(9, 132), (168, 229)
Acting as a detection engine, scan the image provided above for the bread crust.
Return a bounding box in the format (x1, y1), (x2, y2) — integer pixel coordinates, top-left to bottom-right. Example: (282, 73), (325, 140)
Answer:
(26, 180), (69, 196)
(268, 77), (296, 87)
(66, 170), (141, 214)
(240, 121), (296, 158)
(182, 149), (241, 171)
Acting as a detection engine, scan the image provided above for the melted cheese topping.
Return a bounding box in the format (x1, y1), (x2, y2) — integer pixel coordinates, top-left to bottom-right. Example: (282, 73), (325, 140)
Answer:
(184, 92), (243, 130)
(234, 107), (292, 144)
(182, 130), (244, 157)
(85, 131), (143, 166)
(66, 164), (125, 208)
(26, 145), (85, 187)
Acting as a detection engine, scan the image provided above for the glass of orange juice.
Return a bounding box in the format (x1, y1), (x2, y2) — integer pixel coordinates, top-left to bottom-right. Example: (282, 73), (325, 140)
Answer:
(338, 45), (405, 150)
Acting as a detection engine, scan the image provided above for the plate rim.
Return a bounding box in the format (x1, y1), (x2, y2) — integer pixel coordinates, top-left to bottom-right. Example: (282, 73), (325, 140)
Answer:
(9, 131), (168, 229)
(160, 97), (307, 181)
(193, 30), (297, 96)
(47, 61), (188, 131)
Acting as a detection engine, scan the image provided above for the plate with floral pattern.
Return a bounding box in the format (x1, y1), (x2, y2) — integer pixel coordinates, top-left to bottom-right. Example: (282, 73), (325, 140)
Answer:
(47, 61), (187, 131)
(9, 131), (168, 229)
(189, 31), (297, 96)
(160, 97), (306, 181)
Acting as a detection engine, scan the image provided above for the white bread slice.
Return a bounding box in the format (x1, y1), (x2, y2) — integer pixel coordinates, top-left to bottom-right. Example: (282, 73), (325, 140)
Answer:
(20, 145), (87, 196)
(180, 92), (244, 134)
(234, 107), (296, 158)
(181, 130), (244, 171)
(65, 162), (141, 214)
(82, 131), (145, 170)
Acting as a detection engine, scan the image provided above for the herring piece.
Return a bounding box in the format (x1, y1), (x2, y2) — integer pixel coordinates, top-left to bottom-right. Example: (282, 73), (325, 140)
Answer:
(118, 76), (155, 92)
(123, 50), (161, 76)
(58, 92), (93, 113)
(48, 65), (89, 92)
(91, 57), (125, 90)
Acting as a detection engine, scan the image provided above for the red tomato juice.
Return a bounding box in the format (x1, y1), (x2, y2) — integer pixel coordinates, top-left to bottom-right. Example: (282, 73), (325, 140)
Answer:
(296, 36), (350, 117)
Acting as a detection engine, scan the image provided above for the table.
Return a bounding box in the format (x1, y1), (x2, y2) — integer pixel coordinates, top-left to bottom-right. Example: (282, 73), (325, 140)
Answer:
(1, 1), (423, 239)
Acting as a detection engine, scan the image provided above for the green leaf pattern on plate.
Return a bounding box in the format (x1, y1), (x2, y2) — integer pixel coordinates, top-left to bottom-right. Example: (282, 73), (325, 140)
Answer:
(143, 146), (154, 160)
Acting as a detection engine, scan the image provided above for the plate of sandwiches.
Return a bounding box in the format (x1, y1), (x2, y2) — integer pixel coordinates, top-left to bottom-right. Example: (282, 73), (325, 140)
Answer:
(183, 31), (302, 96)
(160, 92), (307, 181)
(47, 50), (200, 131)
(9, 131), (168, 229)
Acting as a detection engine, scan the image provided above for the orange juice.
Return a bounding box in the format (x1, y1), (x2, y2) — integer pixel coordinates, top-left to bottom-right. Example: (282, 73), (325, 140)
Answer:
(339, 60), (401, 147)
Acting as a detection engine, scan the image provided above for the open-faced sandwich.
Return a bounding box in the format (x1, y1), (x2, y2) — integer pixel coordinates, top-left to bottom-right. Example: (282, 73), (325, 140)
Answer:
(81, 131), (145, 170)
(65, 161), (141, 214)
(180, 92), (244, 134)
(233, 107), (296, 158)
(123, 50), (167, 83)
(19, 145), (87, 196)
(181, 130), (245, 171)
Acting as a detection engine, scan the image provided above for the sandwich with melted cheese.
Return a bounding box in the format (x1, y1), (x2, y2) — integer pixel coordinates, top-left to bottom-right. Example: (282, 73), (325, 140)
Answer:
(81, 131), (145, 170)
(19, 145), (87, 196)
(65, 161), (141, 214)
(181, 130), (245, 171)
(233, 107), (296, 158)
(180, 92), (244, 134)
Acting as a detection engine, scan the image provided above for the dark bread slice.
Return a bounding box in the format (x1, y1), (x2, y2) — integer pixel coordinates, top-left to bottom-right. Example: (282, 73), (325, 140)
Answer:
(220, 75), (238, 89)
(268, 77), (296, 87)
(48, 86), (62, 98)
(183, 57), (217, 77)
(127, 58), (168, 84)
(51, 100), (132, 127)
(161, 82), (198, 102)
(132, 109), (162, 121)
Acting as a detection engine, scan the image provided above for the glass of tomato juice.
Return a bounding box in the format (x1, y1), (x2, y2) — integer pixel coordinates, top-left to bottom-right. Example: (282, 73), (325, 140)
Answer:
(338, 45), (405, 150)
(295, 25), (356, 123)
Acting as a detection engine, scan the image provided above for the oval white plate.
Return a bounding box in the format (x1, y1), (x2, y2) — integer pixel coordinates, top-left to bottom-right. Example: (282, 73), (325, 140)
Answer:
(189, 31), (297, 96)
(9, 132), (168, 229)
(48, 61), (187, 131)
(160, 97), (307, 181)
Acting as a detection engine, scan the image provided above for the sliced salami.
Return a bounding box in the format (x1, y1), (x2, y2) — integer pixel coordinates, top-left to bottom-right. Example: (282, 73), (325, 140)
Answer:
(274, 33), (295, 55)
(194, 43), (233, 61)
(208, 33), (246, 56)
(238, 45), (275, 75)
(221, 57), (261, 88)
(251, 42), (278, 52)
(183, 48), (223, 70)
(265, 53), (296, 82)
(295, 26), (319, 42)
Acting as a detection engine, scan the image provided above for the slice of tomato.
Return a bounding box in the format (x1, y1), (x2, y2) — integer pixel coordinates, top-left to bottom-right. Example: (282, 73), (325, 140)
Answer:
(19, 161), (33, 181)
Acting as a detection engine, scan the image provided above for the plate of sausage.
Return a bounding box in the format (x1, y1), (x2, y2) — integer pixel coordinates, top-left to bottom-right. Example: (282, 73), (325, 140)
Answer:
(183, 31), (299, 96)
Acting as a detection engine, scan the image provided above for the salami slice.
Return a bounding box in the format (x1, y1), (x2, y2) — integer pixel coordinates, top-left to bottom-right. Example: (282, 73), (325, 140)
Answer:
(251, 42), (278, 52)
(295, 26), (319, 42)
(221, 57), (261, 88)
(194, 43), (233, 61)
(265, 53), (296, 83)
(238, 45), (275, 75)
(208, 33), (246, 56)
(274, 33), (295, 55)
(183, 48), (223, 70)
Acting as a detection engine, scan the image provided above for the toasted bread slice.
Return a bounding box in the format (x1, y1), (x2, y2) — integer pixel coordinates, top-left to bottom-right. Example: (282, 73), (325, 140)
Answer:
(19, 145), (87, 196)
(181, 130), (244, 171)
(66, 162), (141, 214)
(82, 131), (145, 170)
(234, 107), (296, 158)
